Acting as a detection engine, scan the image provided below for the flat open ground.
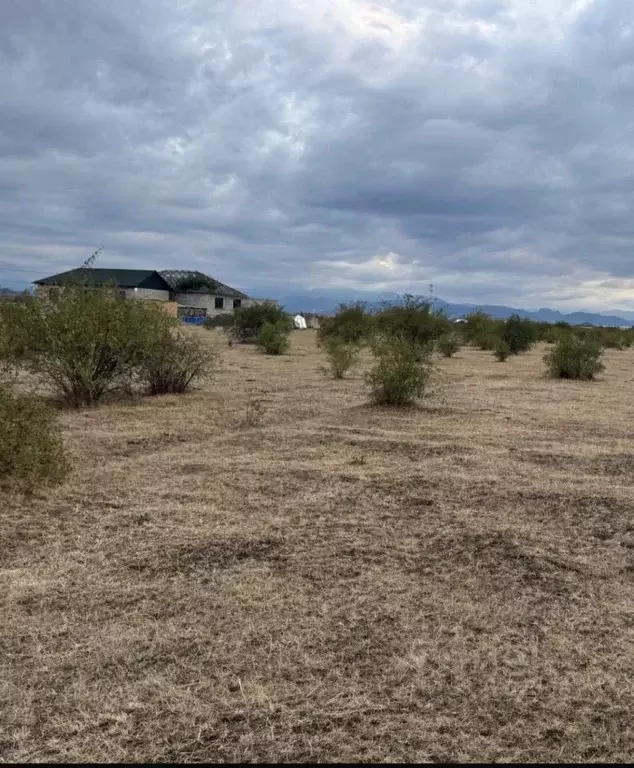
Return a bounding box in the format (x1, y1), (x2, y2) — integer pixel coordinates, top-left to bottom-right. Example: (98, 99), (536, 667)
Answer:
(1, 330), (633, 762)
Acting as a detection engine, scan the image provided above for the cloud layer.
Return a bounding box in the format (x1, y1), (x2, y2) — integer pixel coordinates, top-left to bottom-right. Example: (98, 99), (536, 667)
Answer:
(2, 0), (634, 309)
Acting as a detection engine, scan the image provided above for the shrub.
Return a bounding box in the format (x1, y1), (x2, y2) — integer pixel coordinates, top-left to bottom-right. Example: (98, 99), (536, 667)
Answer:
(0, 299), (34, 363)
(366, 336), (433, 406)
(599, 329), (626, 349)
(568, 325), (627, 351)
(257, 321), (290, 355)
(230, 302), (291, 344)
(437, 332), (460, 358)
(474, 332), (499, 351)
(137, 325), (211, 395)
(544, 335), (605, 380)
(323, 337), (360, 379)
(462, 309), (501, 348)
(0, 282), (212, 407)
(374, 295), (451, 349)
(501, 314), (538, 355)
(5, 283), (152, 408)
(533, 321), (553, 342)
(318, 302), (373, 345)
(493, 339), (511, 361)
(0, 387), (67, 493)
(543, 326), (564, 344)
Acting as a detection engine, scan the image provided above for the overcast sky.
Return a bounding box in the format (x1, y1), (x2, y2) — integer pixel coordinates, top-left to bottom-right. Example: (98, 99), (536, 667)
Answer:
(2, 0), (634, 309)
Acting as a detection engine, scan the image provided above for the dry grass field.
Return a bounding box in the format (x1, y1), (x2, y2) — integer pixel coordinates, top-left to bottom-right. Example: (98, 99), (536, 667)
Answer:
(1, 329), (633, 762)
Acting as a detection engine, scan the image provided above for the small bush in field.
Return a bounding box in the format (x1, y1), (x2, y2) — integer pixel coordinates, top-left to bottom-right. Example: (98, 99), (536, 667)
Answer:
(1, 281), (213, 406)
(0, 387), (67, 493)
(318, 302), (373, 345)
(0, 300), (33, 363)
(231, 303), (291, 344)
(494, 339), (511, 362)
(544, 335), (604, 380)
(600, 330), (626, 350)
(374, 295), (451, 349)
(437, 332), (460, 358)
(502, 314), (538, 355)
(138, 328), (211, 395)
(474, 333), (499, 351)
(366, 336), (433, 406)
(323, 337), (360, 379)
(257, 321), (290, 355)
(462, 310), (501, 348)
(2, 282), (151, 408)
(543, 326), (564, 344)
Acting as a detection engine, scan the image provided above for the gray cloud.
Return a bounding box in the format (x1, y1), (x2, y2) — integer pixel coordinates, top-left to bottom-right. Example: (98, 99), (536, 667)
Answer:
(2, 0), (634, 310)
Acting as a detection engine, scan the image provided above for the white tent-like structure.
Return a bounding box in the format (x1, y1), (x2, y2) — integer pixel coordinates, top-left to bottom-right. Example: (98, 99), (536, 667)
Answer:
(293, 314), (308, 330)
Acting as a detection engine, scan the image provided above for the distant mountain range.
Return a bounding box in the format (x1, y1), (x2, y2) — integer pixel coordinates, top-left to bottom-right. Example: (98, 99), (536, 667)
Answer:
(0, 285), (31, 300)
(262, 290), (634, 327)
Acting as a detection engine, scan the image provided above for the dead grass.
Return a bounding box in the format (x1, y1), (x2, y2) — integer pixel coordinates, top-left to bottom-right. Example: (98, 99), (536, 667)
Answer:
(1, 330), (633, 762)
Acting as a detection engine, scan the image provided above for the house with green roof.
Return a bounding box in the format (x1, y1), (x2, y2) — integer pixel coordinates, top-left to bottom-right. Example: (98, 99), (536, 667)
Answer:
(34, 267), (269, 321)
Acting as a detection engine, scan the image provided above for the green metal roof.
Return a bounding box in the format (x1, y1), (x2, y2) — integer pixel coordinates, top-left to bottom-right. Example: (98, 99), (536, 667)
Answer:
(35, 268), (172, 291)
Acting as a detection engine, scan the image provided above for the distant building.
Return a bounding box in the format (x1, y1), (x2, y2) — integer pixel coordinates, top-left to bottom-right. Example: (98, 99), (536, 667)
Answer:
(34, 267), (276, 323)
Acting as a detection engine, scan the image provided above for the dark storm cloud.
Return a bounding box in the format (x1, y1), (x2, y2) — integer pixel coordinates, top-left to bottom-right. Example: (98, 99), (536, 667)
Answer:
(1, 0), (634, 309)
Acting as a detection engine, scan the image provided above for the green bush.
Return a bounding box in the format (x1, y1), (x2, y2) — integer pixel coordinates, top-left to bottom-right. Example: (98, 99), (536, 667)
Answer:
(5, 283), (152, 408)
(374, 295), (451, 349)
(137, 322), (211, 396)
(0, 282), (212, 407)
(257, 321), (290, 355)
(493, 339), (511, 362)
(501, 314), (538, 355)
(543, 326), (565, 344)
(437, 332), (460, 358)
(322, 337), (360, 379)
(318, 302), (373, 345)
(474, 332), (499, 351)
(462, 310), (501, 348)
(230, 302), (291, 344)
(598, 328), (626, 349)
(544, 335), (605, 380)
(532, 321), (553, 342)
(0, 299), (34, 362)
(0, 387), (67, 493)
(572, 325), (627, 350)
(366, 336), (433, 406)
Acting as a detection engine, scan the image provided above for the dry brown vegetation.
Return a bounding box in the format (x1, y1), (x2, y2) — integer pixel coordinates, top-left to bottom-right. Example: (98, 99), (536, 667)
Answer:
(1, 329), (633, 762)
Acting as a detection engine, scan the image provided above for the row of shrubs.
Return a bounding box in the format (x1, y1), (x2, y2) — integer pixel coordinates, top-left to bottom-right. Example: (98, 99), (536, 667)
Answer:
(204, 296), (626, 379)
(0, 291), (306, 493)
(203, 302), (293, 354)
(0, 282), (216, 493)
(314, 298), (615, 403)
(0, 288), (620, 493)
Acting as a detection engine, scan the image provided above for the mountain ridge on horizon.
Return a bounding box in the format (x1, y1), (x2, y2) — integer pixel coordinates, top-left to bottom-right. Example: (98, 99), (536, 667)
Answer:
(254, 289), (634, 327)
